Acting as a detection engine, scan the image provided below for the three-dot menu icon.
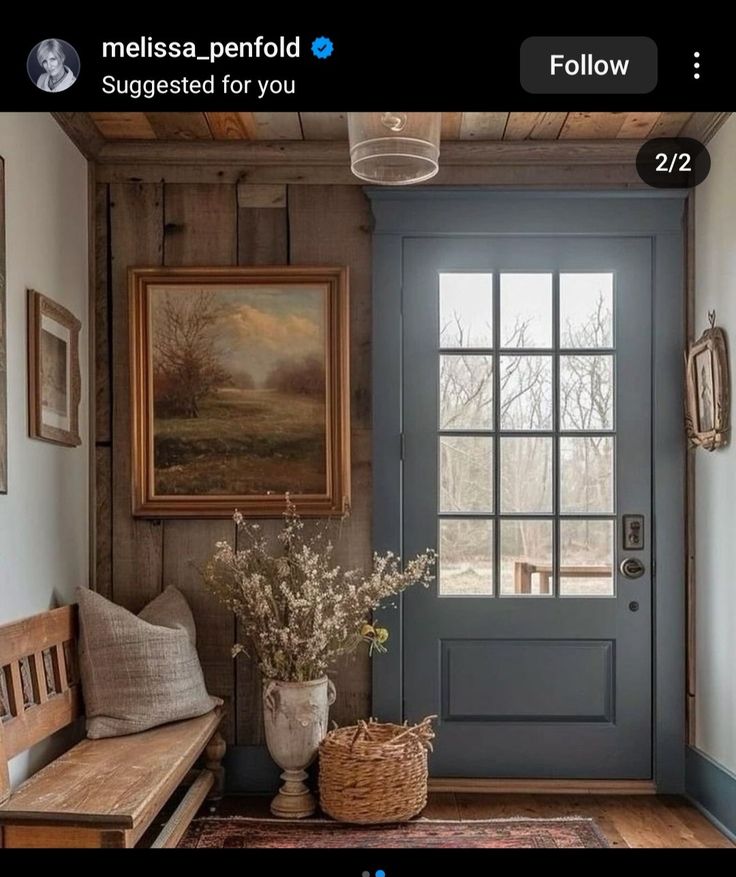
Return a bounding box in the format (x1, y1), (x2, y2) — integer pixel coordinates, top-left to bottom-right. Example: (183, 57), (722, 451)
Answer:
(693, 51), (701, 79)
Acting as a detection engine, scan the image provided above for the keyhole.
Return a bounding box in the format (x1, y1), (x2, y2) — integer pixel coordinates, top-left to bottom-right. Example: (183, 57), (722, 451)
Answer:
(629, 601), (639, 612)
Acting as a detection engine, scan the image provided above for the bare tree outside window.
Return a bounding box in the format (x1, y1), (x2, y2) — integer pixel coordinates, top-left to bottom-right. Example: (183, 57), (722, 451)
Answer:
(438, 273), (615, 596)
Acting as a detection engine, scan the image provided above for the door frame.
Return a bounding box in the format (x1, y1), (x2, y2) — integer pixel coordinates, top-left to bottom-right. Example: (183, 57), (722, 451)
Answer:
(370, 189), (687, 793)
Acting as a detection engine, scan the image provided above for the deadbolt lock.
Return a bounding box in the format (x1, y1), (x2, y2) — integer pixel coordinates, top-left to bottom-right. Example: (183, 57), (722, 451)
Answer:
(619, 557), (646, 579)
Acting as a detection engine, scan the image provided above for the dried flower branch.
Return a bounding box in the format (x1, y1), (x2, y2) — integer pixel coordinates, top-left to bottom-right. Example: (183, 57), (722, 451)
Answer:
(202, 498), (436, 681)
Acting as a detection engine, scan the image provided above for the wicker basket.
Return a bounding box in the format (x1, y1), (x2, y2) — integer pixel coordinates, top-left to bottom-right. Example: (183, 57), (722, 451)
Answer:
(318, 716), (435, 824)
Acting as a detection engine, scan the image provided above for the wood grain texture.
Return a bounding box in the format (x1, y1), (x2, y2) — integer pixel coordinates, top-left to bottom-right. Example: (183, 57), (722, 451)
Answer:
(505, 112), (571, 140)
(236, 188), (288, 273)
(249, 113), (302, 140)
(288, 186), (373, 727)
(617, 112), (661, 139)
(527, 112), (569, 139)
(30, 653), (47, 704)
(0, 606), (224, 849)
(145, 113), (213, 140)
(162, 183), (239, 744)
(95, 447), (113, 599)
(0, 607), (76, 668)
(76, 112), (718, 146)
(90, 113), (156, 140)
(440, 113), (463, 140)
(649, 112), (692, 138)
(205, 112), (257, 140)
(460, 113), (509, 140)
(163, 184), (237, 266)
(236, 184), (286, 209)
(2, 824), (129, 848)
(97, 139), (648, 166)
(95, 184), (111, 443)
(1, 606), (80, 758)
(659, 795), (735, 848)
(504, 112), (548, 140)
(0, 710), (221, 828)
(150, 770), (214, 848)
(2, 689), (81, 762)
(0, 726), (10, 804)
(560, 112), (628, 139)
(300, 113), (347, 140)
(234, 183), (288, 746)
(110, 183), (164, 611)
(97, 162), (646, 188)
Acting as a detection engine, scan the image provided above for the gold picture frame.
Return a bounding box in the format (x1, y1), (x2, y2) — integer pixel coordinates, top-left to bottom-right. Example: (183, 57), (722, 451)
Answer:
(685, 314), (730, 451)
(130, 266), (350, 518)
(27, 289), (82, 447)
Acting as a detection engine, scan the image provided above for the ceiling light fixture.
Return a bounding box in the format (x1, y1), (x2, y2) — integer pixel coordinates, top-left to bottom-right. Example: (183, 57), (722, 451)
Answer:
(347, 112), (441, 185)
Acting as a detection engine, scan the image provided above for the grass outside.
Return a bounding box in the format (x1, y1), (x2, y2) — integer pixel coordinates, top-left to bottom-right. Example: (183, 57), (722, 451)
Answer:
(154, 388), (326, 495)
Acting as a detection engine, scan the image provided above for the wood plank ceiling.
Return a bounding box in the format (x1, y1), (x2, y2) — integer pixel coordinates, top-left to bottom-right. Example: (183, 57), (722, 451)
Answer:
(89, 112), (698, 142)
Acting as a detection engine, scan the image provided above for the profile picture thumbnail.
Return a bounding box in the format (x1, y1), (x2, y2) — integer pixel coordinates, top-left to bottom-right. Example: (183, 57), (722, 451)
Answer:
(27, 38), (80, 92)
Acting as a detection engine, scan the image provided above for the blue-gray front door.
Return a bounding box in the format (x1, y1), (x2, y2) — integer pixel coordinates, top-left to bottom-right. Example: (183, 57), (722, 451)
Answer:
(402, 235), (652, 777)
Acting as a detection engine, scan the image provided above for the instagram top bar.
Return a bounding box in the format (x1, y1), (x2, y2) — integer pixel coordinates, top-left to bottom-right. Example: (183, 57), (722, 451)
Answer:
(2, 28), (729, 110)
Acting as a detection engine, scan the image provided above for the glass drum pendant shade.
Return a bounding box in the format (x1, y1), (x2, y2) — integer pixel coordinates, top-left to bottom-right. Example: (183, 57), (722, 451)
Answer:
(348, 112), (441, 185)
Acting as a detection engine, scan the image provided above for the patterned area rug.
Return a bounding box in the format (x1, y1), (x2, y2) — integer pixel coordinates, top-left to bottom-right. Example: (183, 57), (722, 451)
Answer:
(179, 816), (611, 848)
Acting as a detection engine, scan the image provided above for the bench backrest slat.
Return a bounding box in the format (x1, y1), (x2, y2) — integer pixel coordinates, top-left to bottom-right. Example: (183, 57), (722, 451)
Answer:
(0, 606), (81, 804)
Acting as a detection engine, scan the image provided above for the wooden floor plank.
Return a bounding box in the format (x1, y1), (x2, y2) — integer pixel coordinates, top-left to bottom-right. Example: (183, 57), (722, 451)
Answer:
(659, 795), (734, 848)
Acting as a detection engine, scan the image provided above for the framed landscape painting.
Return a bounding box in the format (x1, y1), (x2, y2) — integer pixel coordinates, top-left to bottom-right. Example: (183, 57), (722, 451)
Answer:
(129, 266), (350, 518)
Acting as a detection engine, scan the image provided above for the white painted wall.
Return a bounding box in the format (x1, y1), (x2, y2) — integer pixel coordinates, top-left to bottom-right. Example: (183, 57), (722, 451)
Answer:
(0, 113), (89, 785)
(694, 115), (736, 774)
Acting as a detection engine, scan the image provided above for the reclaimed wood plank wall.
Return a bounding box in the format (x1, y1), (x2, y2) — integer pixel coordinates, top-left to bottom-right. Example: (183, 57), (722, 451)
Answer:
(95, 181), (372, 746)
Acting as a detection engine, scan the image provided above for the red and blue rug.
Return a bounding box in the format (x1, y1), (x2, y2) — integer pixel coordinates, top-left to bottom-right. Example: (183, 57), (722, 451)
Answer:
(179, 816), (611, 848)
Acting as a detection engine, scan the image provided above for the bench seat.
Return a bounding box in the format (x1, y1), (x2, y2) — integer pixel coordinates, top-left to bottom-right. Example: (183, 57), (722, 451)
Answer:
(0, 606), (225, 848)
(1, 708), (222, 847)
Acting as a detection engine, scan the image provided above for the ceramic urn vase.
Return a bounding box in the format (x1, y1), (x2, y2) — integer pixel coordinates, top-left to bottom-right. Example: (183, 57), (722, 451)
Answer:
(263, 676), (337, 818)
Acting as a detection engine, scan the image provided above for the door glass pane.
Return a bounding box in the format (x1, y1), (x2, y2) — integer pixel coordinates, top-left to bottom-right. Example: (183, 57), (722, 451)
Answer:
(439, 519), (494, 596)
(560, 520), (614, 596)
(500, 520), (554, 596)
(500, 437), (553, 513)
(500, 356), (553, 430)
(440, 274), (493, 348)
(560, 436), (614, 514)
(500, 274), (552, 348)
(560, 355), (614, 430)
(560, 274), (614, 348)
(440, 436), (493, 513)
(440, 355), (493, 429)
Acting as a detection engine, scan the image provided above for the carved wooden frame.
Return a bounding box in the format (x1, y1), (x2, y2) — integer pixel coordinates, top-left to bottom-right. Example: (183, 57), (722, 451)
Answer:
(685, 324), (730, 451)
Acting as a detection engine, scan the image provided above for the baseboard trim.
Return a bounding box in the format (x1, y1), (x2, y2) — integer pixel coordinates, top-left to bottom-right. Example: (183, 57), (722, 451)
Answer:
(686, 746), (736, 839)
(428, 778), (656, 795)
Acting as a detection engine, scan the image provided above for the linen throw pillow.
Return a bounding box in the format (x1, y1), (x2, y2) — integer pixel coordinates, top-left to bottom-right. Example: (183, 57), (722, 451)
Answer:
(77, 586), (222, 739)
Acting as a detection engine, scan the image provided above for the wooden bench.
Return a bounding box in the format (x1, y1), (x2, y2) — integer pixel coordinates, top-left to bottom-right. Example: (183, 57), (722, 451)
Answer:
(0, 605), (225, 848)
(513, 562), (612, 594)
